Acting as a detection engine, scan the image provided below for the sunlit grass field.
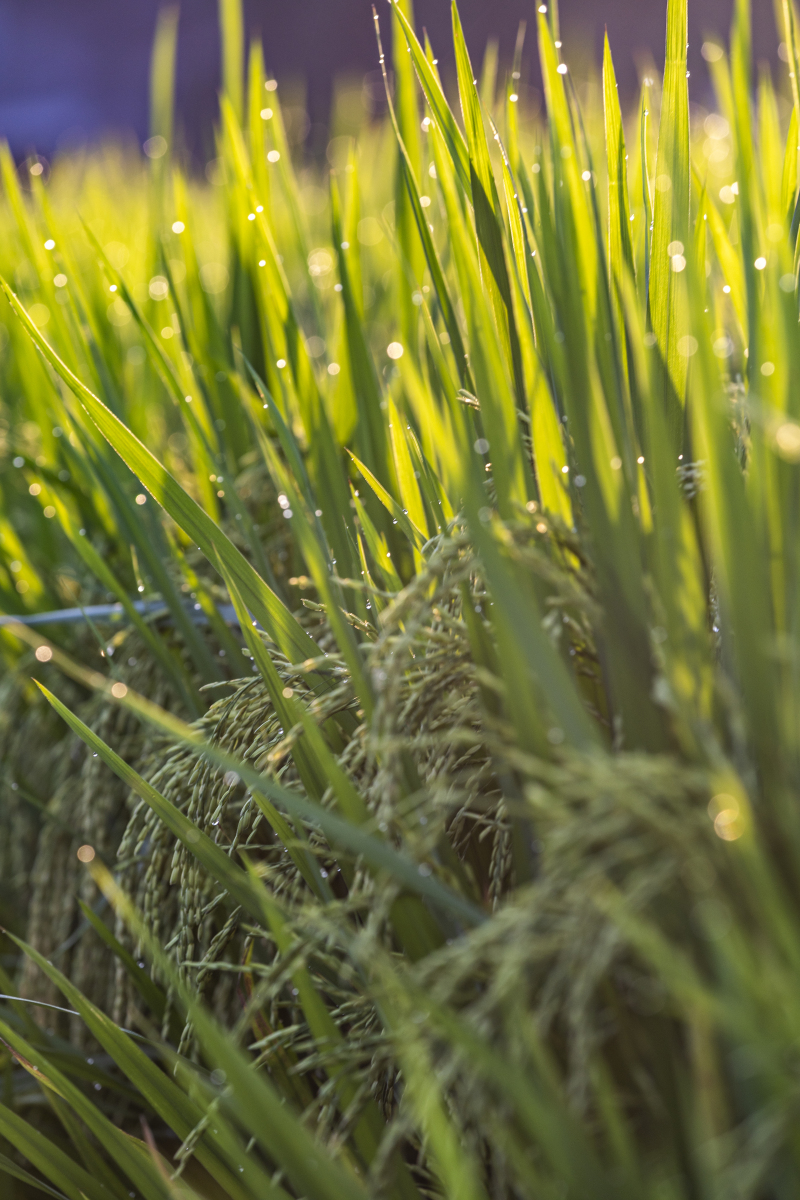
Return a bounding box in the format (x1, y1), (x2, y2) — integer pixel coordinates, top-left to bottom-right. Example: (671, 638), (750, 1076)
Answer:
(0, 0), (799, 1196)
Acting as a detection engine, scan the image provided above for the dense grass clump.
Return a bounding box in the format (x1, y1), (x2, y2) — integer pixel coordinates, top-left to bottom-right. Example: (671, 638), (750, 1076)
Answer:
(1, 0), (800, 1195)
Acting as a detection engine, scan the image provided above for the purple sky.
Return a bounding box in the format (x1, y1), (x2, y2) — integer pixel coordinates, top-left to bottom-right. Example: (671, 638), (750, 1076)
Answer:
(0, 0), (781, 159)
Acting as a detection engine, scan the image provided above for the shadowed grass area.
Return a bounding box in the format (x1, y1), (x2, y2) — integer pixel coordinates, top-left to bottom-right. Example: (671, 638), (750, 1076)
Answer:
(0, 0), (799, 1196)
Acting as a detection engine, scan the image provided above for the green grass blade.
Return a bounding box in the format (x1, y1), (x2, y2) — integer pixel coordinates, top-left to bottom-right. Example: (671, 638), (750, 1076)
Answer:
(0, 1150), (71, 1200)
(702, 182), (747, 339)
(219, 0), (244, 123)
(387, 396), (431, 543)
(639, 84), (654, 305)
(464, 500), (601, 754)
(248, 882), (423, 1197)
(492, 132), (571, 521)
(330, 174), (389, 484)
(149, 6), (179, 171)
(0, 1104), (104, 1200)
(1, 280), (319, 665)
(451, 2), (524, 402)
(51, 494), (202, 716)
(603, 35), (635, 284)
(374, 23), (471, 386)
(392, 0), (426, 352)
(648, 0), (690, 446)
(730, 0), (761, 373)
(391, 1), (471, 194)
(95, 871), (372, 1200)
(76, 898), (167, 1020)
(381, 1001), (490, 1200)
(781, 106), (798, 221)
(8, 932), (284, 1200)
(0, 1018), (173, 1200)
(428, 119), (528, 516)
(536, 14), (671, 750)
(347, 449), (426, 546)
(351, 487), (404, 591)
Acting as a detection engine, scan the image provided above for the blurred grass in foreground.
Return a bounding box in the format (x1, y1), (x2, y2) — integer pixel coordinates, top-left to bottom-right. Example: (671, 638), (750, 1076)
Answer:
(0, 0), (800, 1196)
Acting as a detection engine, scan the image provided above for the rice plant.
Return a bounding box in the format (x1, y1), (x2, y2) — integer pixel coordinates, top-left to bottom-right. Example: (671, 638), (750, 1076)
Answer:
(1, 0), (800, 1195)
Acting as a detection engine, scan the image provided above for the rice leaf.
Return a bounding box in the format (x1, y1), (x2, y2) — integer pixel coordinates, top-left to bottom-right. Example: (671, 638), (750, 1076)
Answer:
(603, 35), (635, 285)
(0, 1017), (174, 1200)
(7, 933), (286, 1200)
(648, 0), (690, 446)
(93, 870), (372, 1200)
(0, 1104), (106, 1200)
(0, 280), (320, 665)
(0, 1147), (71, 1200)
(391, 1), (471, 194)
